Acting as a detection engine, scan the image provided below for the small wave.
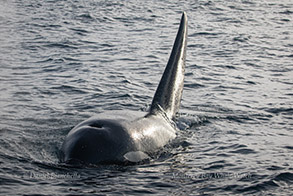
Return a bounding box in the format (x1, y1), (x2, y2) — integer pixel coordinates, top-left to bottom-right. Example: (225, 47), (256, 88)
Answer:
(279, 10), (293, 15)
(0, 175), (28, 186)
(238, 180), (279, 193)
(50, 85), (88, 95)
(233, 35), (250, 43)
(35, 57), (54, 64)
(190, 32), (222, 37)
(214, 64), (237, 69)
(203, 160), (228, 170)
(75, 13), (95, 21)
(267, 165), (284, 171)
(117, 57), (137, 62)
(236, 172), (293, 194)
(214, 85), (244, 91)
(217, 144), (247, 150)
(176, 113), (212, 130)
(228, 148), (256, 154)
(225, 115), (255, 123)
(69, 27), (90, 35)
(274, 172), (293, 183)
(283, 145), (293, 150)
(184, 82), (205, 89)
(246, 80), (257, 85)
(44, 42), (78, 50)
(265, 107), (293, 115)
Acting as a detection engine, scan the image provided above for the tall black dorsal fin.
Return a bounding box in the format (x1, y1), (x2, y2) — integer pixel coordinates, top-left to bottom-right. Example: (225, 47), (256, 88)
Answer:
(149, 12), (188, 119)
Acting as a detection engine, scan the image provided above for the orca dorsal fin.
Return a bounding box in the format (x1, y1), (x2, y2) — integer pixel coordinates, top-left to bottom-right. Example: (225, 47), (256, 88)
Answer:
(149, 12), (188, 120)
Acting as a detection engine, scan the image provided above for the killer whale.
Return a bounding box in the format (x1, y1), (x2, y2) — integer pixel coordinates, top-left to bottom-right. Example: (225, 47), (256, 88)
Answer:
(60, 12), (188, 164)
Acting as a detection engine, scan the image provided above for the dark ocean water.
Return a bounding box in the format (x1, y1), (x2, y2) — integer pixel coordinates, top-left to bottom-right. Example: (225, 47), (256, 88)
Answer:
(0, 0), (292, 195)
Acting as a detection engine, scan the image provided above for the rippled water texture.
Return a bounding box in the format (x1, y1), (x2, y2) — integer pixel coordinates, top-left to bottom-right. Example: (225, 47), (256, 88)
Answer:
(0, 0), (292, 195)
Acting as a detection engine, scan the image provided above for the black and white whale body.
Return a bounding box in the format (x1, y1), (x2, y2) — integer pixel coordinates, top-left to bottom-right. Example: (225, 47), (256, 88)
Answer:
(60, 12), (188, 165)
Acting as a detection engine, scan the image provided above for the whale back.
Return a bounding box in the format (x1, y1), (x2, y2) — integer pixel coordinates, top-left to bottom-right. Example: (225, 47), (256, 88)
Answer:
(61, 12), (188, 165)
(149, 12), (188, 120)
